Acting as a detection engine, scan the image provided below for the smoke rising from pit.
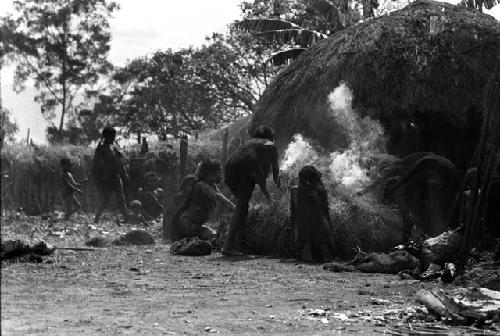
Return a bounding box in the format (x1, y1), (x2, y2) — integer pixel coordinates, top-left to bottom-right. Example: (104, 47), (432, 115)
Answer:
(280, 82), (386, 190)
(280, 134), (319, 174)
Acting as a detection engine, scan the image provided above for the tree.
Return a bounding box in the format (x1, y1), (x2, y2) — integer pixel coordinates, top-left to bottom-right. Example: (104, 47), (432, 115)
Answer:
(111, 38), (278, 138)
(0, 108), (19, 147)
(235, 0), (361, 65)
(461, 0), (499, 11)
(193, 32), (278, 113)
(0, 0), (119, 140)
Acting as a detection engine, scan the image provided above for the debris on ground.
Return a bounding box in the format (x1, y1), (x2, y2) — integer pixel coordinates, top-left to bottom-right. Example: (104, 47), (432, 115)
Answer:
(420, 230), (463, 269)
(85, 237), (113, 248)
(385, 322), (500, 335)
(1, 239), (55, 262)
(170, 237), (212, 256)
(323, 250), (419, 274)
(113, 230), (155, 246)
(459, 262), (500, 291)
(416, 287), (500, 325)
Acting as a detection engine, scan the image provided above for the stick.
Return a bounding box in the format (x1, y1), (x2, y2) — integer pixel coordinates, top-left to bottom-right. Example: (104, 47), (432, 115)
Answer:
(55, 247), (99, 251)
(178, 135), (188, 183)
(221, 127), (229, 165)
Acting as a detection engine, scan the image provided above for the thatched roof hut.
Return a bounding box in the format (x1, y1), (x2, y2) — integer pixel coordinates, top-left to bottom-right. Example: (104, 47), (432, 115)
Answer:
(251, 0), (500, 168)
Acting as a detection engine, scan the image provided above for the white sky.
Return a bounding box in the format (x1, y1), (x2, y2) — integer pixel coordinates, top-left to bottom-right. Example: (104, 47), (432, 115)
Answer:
(1, 1), (499, 144)
(0, 0), (242, 143)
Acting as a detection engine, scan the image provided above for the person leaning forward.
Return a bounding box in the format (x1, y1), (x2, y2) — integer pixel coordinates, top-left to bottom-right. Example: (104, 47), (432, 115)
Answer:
(223, 125), (280, 257)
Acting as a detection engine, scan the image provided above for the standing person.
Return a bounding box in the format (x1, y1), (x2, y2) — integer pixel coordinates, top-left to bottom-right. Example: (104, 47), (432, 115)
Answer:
(140, 137), (149, 155)
(223, 125), (280, 256)
(60, 158), (86, 220)
(93, 126), (129, 223)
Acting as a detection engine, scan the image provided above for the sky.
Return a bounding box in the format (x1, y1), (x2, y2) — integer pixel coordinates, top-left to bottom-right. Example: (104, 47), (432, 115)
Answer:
(1, 1), (499, 144)
(0, 0), (242, 143)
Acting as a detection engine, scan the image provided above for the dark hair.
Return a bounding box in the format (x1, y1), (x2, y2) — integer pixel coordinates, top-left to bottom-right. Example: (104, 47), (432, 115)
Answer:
(130, 200), (142, 211)
(253, 125), (275, 141)
(101, 126), (117, 140)
(60, 158), (71, 167)
(298, 165), (323, 189)
(197, 159), (222, 182)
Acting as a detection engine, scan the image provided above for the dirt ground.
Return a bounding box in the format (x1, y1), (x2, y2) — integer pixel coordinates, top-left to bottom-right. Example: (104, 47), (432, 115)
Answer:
(0, 213), (495, 335)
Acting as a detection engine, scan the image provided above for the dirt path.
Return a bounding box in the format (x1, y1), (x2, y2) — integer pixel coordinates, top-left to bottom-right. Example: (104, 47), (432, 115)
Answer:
(0, 214), (469, 335)
(2, 245), (431, 335)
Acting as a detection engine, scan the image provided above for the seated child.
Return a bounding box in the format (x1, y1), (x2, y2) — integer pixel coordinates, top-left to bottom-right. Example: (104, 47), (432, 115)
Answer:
(175, 159), (235, 241)
(127, 200), (148, 226)
(139, 172), (164, 219)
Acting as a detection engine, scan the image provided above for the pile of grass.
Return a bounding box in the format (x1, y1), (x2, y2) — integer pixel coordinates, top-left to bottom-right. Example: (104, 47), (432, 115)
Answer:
(214, 178), (401, 258)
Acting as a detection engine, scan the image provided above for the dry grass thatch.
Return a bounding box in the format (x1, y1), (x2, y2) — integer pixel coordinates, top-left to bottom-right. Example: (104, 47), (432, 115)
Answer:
(251, 1), (500, 154)
(215, 181), (402, 258)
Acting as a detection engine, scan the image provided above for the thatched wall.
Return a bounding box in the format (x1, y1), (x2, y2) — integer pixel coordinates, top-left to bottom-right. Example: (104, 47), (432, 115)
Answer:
(0, 140), (218, 215)
(252, 0), (500, 168)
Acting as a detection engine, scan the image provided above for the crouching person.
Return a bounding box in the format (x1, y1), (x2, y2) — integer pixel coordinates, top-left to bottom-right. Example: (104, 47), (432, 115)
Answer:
(175, 159), (234, 241)
(291, 165), (336, 263)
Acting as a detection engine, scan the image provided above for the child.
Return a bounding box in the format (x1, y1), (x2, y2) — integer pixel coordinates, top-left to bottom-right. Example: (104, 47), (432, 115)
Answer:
(93, 126), (129, 223)
(60, 158), (85, 220)
(223, 125), (280, 256)
(127, 200), (148, 226)
(175, 159), (235, 241)
(291, 165), (335, 263)
(138, 172), (164, 219)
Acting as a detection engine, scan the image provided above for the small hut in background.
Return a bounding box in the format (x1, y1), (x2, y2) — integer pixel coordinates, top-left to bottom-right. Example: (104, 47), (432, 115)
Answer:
(251, 0), (500, 169)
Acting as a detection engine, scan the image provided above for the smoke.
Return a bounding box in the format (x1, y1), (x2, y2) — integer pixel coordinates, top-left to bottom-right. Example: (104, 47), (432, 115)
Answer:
(279, 82), (385, 190)
(327, 82), (385, 188)
(280, 134), (319, 174)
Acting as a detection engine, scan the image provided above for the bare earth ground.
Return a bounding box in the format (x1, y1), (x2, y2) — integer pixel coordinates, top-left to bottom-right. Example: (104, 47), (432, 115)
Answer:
(0, 213), (488, 335)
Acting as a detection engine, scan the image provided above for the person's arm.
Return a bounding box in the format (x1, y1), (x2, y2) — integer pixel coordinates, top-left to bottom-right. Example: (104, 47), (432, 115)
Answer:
(65, 173), (83, 194)
(213, 185), (235, 211)
(271, 145), (280, 188)
(115, 148), (129, 181)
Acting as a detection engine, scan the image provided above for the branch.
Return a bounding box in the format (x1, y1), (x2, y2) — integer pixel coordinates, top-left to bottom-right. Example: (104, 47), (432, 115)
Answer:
(17, 53), (63, 106)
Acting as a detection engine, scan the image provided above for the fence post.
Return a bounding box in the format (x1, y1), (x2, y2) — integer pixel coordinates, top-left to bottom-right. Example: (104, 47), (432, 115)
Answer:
(221, 127), (229, 165)
(178, 135), (188, 184)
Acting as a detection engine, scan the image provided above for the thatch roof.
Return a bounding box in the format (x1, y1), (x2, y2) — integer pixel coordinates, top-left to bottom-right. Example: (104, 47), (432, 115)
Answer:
(251, 1), (500, 154)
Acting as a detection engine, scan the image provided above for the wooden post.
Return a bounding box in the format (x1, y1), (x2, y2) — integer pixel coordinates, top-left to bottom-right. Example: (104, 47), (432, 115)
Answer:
(51, 169), (55, 212)
(178, 135), (188, 183)
(221, 127), (229, 165)
(26, 128), (30, 146)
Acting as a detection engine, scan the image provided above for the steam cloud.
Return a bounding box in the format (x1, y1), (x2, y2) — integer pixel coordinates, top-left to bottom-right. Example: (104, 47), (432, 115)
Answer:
(328, 82), (385, 188)
(280, 134), (319, 174)
(280, 82), (385, 190)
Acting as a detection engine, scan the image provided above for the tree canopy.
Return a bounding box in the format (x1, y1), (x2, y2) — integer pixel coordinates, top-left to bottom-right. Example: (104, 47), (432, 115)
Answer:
(0, 108), (19, 147)
(0, 0), (119, 140)
(102, 32), (277, 139)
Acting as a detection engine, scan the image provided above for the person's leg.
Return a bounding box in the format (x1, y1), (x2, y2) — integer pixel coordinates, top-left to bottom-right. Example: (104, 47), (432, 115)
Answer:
(224, 191), (251, 255)
(94, 186), (111, 223)
(63, 194), (72, 220)
(112, 178), (128, 220)
(69, 195), (81, 217)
